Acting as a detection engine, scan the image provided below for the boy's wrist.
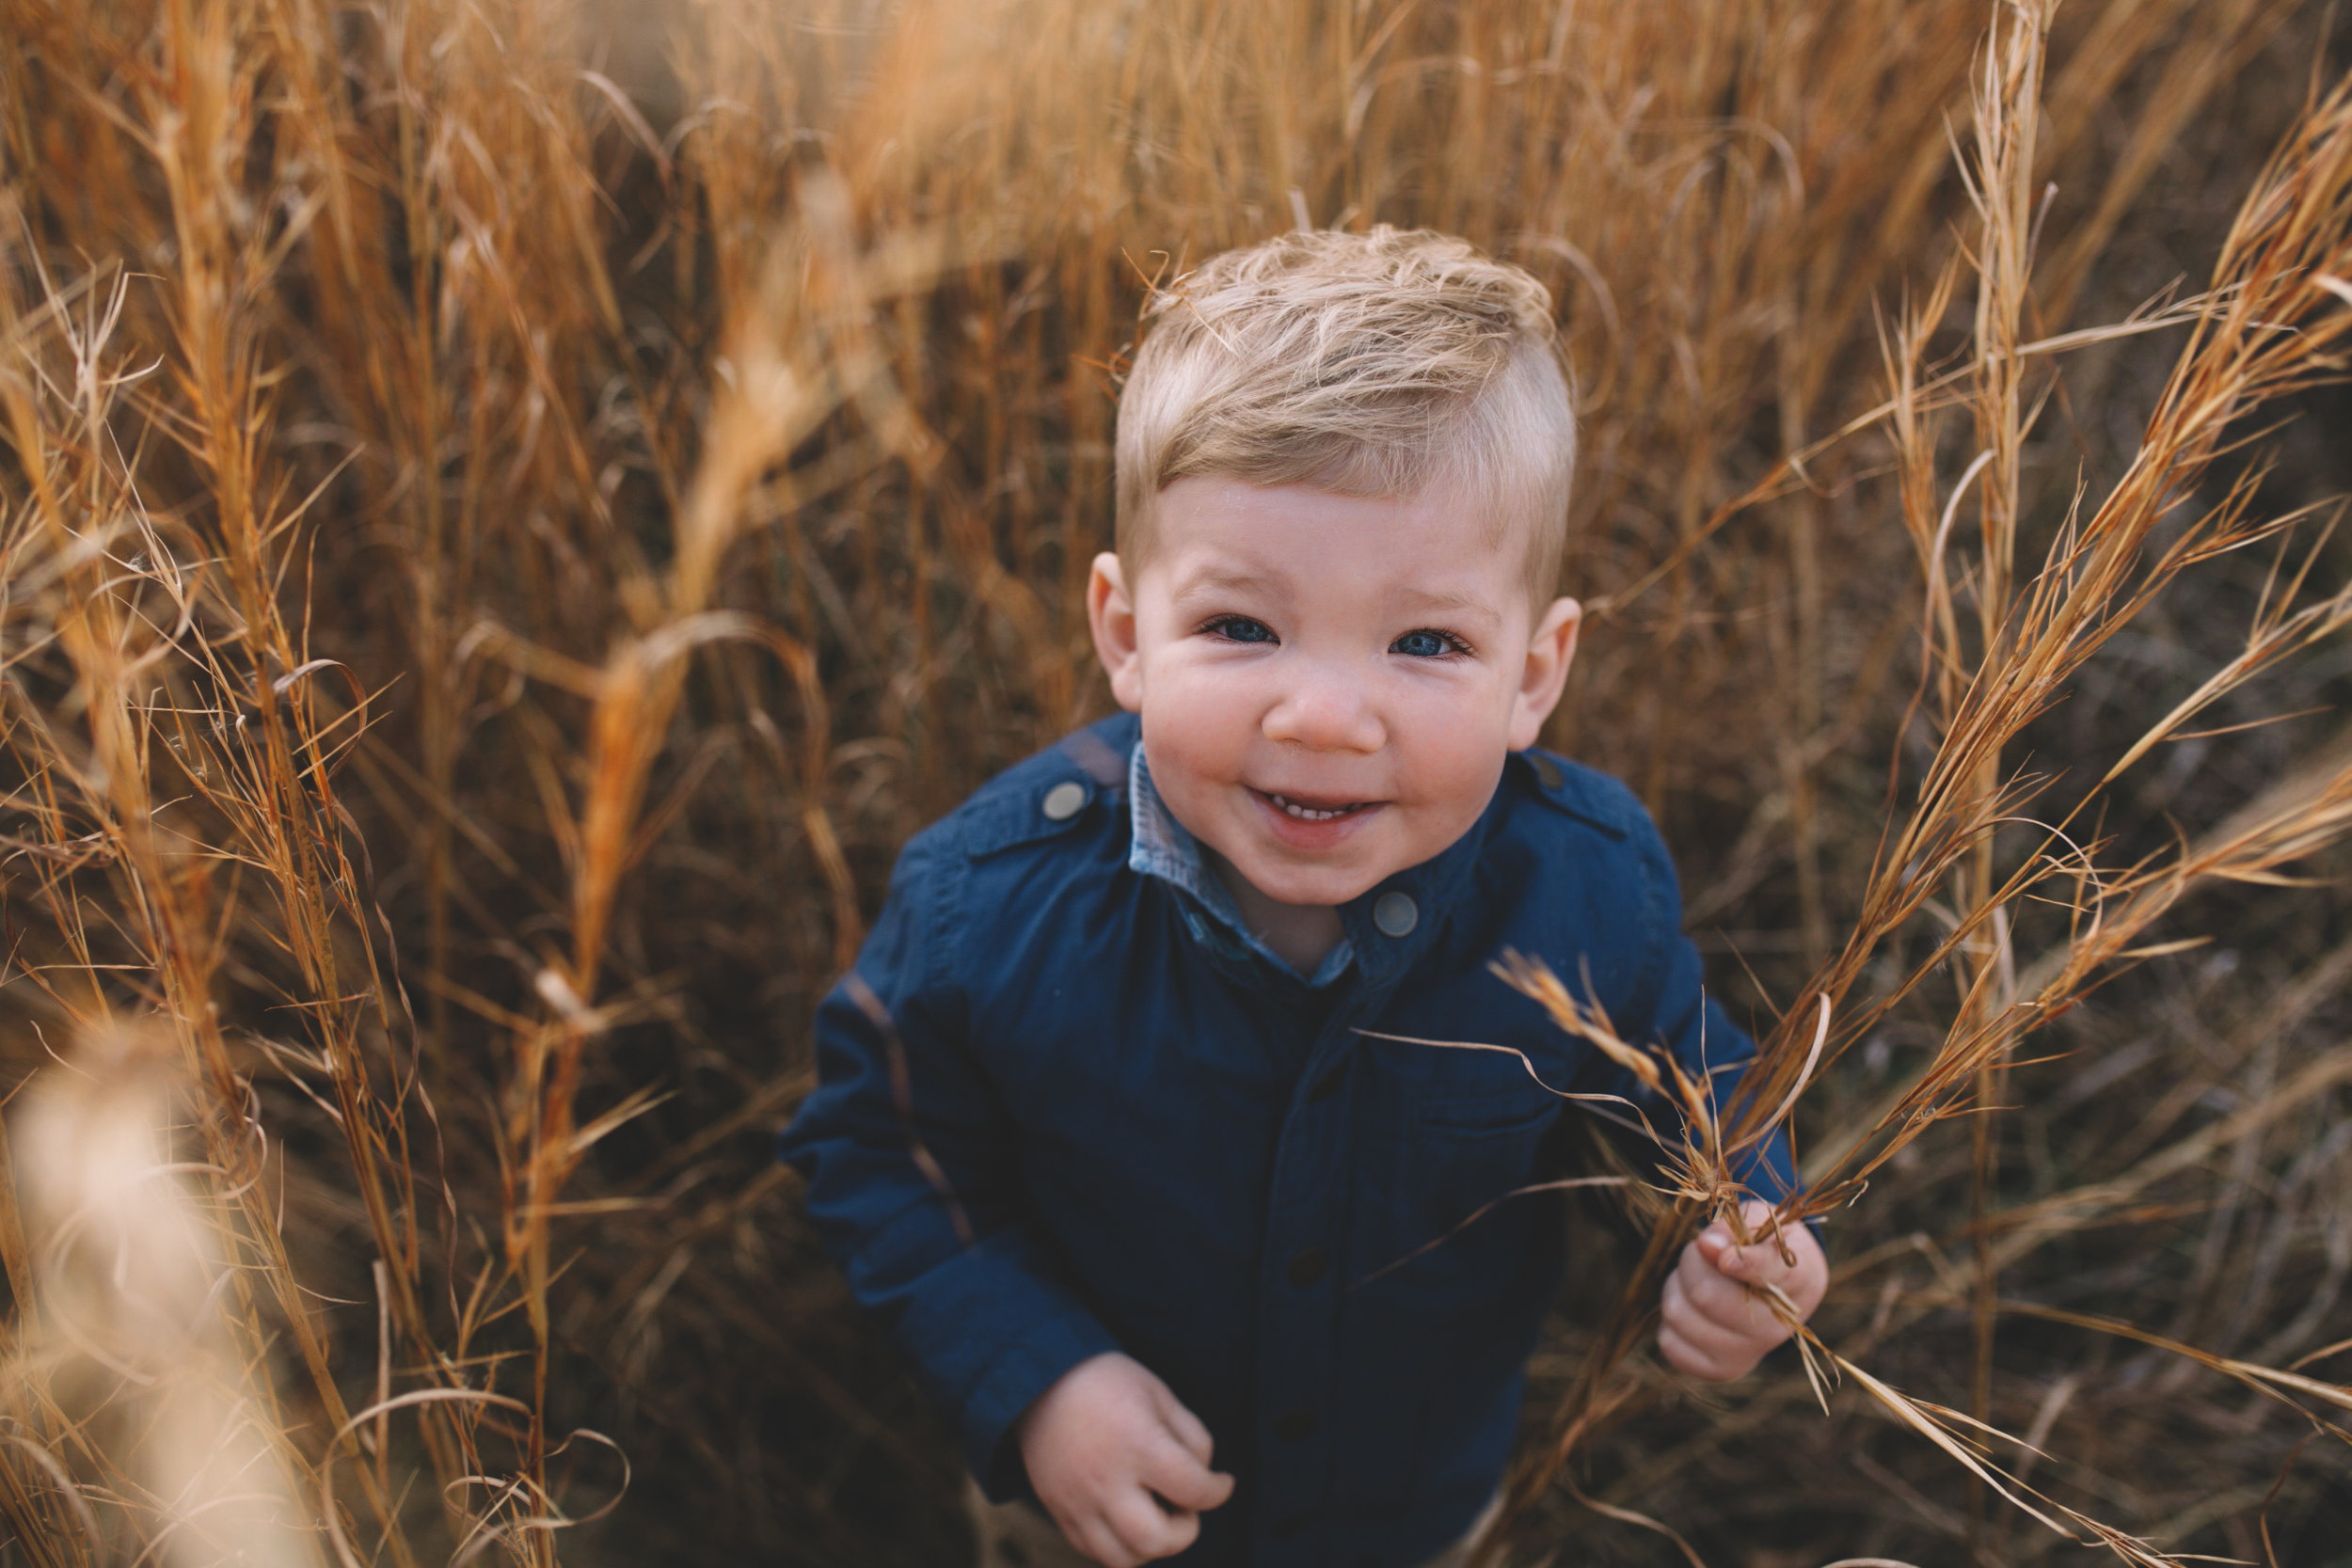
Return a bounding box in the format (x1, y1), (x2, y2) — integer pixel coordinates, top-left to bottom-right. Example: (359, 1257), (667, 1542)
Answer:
(961, 1309), (1125, 1504)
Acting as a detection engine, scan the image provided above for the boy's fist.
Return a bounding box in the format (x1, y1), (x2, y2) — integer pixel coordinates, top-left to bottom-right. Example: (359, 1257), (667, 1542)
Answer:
(1659, 1199), (1827, 1382)
(1017, 1352), (1236, 1567)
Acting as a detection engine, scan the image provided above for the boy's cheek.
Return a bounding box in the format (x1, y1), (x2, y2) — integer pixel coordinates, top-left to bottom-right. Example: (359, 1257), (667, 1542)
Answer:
(1391, 697), (1515, 808)
(1108, 657), (1147, 711)
(1138, 663), (1260, 753)
(1139, 694), (1253, 806)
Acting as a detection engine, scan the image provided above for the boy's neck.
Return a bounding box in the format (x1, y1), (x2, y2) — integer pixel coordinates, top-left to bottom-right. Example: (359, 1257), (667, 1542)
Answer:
(1205, 847), (1345, 974)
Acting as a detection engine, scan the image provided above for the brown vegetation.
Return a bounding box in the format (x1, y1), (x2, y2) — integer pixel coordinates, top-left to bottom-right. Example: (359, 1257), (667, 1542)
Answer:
(0, 0), (2345, 1563)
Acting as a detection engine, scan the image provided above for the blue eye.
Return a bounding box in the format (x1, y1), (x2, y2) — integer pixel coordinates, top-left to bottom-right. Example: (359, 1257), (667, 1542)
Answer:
(1391, 628), (1464, 658)
(1206, 616), (1277, 644)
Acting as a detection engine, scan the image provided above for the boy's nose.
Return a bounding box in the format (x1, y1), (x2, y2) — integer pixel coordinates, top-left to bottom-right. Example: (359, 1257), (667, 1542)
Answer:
(1263, 672), (1385, 753)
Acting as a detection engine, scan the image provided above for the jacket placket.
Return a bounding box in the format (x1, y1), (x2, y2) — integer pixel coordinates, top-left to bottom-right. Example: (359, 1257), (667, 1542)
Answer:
(1245, 912), (1428, 1564)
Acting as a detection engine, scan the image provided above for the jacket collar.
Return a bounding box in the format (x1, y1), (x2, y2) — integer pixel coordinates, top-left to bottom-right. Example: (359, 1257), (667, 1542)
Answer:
(1125, 741), (1498, 991)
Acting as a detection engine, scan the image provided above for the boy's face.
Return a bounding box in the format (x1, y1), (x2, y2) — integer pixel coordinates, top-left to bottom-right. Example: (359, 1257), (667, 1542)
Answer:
(1089, 477), (1581, 911)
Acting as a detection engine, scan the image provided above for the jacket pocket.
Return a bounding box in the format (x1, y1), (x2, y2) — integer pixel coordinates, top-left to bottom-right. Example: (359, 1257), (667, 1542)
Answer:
(1337, 1101), (1559, 1513)
(1416, 1087), (1556, 1134)
(1370, 1091), (1558, 1288)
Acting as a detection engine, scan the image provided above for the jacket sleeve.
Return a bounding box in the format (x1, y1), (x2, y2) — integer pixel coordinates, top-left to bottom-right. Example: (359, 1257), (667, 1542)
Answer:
(777, 832), (1121, 1498)
(1615, 822), (1802, 1211)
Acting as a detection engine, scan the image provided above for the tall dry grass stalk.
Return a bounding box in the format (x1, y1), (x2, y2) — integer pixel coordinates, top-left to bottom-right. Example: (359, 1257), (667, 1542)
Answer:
(1473, 19), (2352, 1565)
(0, 0), (2345, 1561)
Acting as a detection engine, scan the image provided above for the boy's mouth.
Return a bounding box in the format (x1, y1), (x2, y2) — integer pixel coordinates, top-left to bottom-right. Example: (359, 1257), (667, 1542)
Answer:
(1261, 790), (1373, 823)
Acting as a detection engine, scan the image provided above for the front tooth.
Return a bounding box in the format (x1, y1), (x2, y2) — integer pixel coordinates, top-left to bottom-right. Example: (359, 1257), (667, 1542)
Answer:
(1273, 793), (1353, 821)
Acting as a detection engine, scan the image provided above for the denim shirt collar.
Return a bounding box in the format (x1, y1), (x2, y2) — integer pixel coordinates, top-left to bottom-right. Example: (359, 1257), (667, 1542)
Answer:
(1128, 743), (1359, 989)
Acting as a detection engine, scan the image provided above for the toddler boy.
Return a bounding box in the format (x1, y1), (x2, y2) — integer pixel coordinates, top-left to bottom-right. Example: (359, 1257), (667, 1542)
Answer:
(781, 228), (1826, 1568)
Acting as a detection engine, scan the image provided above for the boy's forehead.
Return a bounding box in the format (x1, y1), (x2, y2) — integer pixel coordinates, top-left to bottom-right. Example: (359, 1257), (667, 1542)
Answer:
(1154, 474), (1516, 546)
(1150, 478), (1524, 611)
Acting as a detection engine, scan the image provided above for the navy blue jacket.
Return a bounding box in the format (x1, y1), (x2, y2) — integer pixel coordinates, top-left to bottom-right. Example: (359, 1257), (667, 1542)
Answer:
(780, 712), (1792, 1567)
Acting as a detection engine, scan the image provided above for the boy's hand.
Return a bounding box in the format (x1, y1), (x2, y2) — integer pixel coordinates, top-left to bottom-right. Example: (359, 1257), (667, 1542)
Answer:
(1017, 1352), (1236, 1567)
(1659, 1199), (1827, 1382)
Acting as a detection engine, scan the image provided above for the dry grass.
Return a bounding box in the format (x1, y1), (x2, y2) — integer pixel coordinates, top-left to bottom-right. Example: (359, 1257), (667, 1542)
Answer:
(0, 0), (2346, 1563)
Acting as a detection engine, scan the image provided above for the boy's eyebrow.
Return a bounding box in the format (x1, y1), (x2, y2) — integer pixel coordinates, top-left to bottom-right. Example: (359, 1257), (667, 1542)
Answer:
(1168, 565), (1279, 598)
(1389, 584), (1502, 621)
(1168, 567), (1501, 620)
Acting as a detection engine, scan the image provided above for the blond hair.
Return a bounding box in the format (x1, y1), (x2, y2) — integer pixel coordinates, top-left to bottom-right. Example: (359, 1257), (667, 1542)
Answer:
(1115, 227), (1576, 609)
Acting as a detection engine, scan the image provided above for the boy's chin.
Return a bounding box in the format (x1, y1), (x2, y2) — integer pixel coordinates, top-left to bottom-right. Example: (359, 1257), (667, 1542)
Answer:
(1220, 852), (1388, 911)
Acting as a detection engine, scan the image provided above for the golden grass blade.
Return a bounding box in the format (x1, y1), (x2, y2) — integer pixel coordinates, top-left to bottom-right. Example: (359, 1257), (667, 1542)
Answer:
(1998, 1303), (2352, 1418)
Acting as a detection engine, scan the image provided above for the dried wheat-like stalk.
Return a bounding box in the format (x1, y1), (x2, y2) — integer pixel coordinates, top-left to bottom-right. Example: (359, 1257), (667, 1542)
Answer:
(1470, 32), (2352, 1568)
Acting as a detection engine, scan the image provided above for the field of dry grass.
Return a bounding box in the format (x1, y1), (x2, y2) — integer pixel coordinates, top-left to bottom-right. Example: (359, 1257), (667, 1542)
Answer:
(0, 0), (2348, 1563)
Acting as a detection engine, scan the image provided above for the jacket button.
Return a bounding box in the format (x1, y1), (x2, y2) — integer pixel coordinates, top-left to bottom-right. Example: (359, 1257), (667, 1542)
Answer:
(1286, 1247), (1328, 1287)
(1306, 1067), (1344, 1102)
(1041, 781), (1088, 821)
(1372, 890), (1418, 938)
(1274, 1409), (1316, 1442)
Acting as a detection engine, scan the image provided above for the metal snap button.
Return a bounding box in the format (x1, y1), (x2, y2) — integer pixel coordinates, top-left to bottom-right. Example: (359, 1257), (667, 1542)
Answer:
(1372, 890), (1418, 938)
(1041, 781), (1088, 821)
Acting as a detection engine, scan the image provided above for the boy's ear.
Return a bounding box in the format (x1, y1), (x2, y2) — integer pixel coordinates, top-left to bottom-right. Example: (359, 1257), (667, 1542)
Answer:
(1506, 595), (1581, 752)
(1088, 552), (1146, 712)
